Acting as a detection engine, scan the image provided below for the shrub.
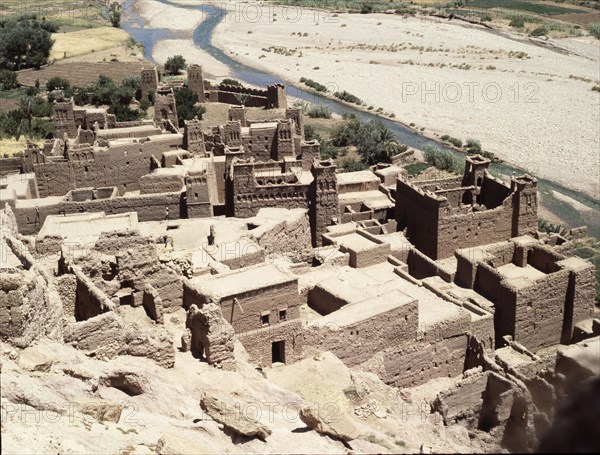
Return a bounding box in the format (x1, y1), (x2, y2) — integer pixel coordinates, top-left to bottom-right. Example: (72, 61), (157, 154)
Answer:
(164, 55), (186, 75)
(304, 124), (317, 141)
(334, 90), (362, 105)
(46, 76), (71, 92)
(300, 78), (327, 92)
(360, 3), (373, 14)
(220, 78), (243, 87)
(530, 26), (547, 37)
(339, 158), (368, 172)
(465, 138), (482, 154)
(307, 104), (332, 119)
(509, 16), (525, 28)
(423, 145), (463, 174)
(0, 69), (19, 90)
(404, 162), (430, 176)
(586, 22), (600, 40)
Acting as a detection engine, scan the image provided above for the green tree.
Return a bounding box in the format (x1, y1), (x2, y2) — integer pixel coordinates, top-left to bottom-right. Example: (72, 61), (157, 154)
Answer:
(109, 2), (121, 28)
(0, 69), (18, 90)
(174, 86), (206, 127)
(164, 55), (186, 75)
(0, 16), (56, 70)
(46, 76), (70, 92)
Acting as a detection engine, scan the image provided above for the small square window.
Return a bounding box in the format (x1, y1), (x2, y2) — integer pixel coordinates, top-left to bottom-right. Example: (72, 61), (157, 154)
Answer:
(279, 309), (287, 321)
(261, 313), (270, 326)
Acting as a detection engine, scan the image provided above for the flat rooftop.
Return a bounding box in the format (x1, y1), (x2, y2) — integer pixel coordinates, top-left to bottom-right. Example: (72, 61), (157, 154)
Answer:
(189, 262), (297, 300)
(38, 212), (138, 241)
(339, 190), (394, 210)
(497, 263), (546, 289)
(336, 170), (379, 185)
(311, 290), (416, 329)
(96, 124), (161, 138)
(335, 232), (381, 252)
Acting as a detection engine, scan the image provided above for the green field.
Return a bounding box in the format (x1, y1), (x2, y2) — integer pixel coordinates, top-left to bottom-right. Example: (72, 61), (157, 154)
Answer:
(466, 0), (584, 16)
(1, 0), (112, 30)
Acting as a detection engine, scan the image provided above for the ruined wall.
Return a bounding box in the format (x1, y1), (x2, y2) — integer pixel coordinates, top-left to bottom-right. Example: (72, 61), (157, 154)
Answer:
(64, 311), (175, 367)
(303, 299), (418, 368)
(436, 205), (513, 260)
(73, 267), (116, 321)
(513, 270), (571, 351)
(239, 319), (303, 368)
(0, 235), (63, 347)
(140, 173), (185, 194)
(252, 210), (312, 257)
(375, 335), (469, 388)
(564, 263), (596, 343)
(395, 179), (441, 259)
(33, 134), (182, 197)
(14, 191), (182, 235)
(0, 158), (22, 176)
(186, 302), (235, 370)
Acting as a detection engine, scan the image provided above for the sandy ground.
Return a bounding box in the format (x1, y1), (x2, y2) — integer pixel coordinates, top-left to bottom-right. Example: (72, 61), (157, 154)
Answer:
(210, 2), (599, 199)
(152, 39), (231, 76)
(136, 0), (232, 76)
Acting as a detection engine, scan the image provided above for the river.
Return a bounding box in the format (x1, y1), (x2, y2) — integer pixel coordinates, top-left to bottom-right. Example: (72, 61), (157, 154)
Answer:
(121, 0), (599, 238)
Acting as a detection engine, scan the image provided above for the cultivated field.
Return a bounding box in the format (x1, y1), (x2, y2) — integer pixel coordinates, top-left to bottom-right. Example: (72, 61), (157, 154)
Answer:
(16, 62), (147, 88)
(50, 27), (132, 61)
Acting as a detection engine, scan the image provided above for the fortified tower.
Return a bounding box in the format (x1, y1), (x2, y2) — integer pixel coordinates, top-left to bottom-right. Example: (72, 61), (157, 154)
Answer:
(266, 84), (287, 109)
(187, 64), (205, 103)
(275, 119), (295, 160)
(141, 67), (159, 101)
(511, 174), (538, 237)
(186, 172), (212, 218)
(310, 160), (339, 246)
(154, 88), (178, 130)
(52, 91), (77, 139)
(183, 118), (206, 155)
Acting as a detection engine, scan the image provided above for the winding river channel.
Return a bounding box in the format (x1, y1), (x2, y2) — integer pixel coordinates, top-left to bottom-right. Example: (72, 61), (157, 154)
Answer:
(122, 0), (599, 238)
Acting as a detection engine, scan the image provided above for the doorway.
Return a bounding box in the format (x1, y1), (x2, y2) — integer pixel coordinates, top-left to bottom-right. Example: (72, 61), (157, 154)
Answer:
(271, 340), (285, 364)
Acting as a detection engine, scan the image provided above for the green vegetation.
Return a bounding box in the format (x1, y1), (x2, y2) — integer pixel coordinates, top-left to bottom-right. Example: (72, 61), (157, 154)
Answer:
(306, 105), (332, 119)
(537, 219), (600, 305)
(0, 15), (58, 70)
(465, 138), (482, 154)
(304, 124), (317, 141)
(404, 161), (430, 176)
(332, 117), (405, 164)
(164, 55), (187, 76)
(299, 77), (327, 92)
(587, 23), (600, 40)
(0, 93), (53, 141)
(468, 0), (582, 16)
(440, 134), (462, 148)
(538, 218), (571, 238)
(0, 70), (19, 90)
(530, 26), (548, 37)
(572, 237), (600, 305)
(423, 145), (463, 174)
(108, 2), (121, 28)
(220, 78), (243, 87)
(334, 90), (363, 105)
(339, 157), (369, 172)
(46, 77), (71, 92)
(174, 86), (206, 127)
